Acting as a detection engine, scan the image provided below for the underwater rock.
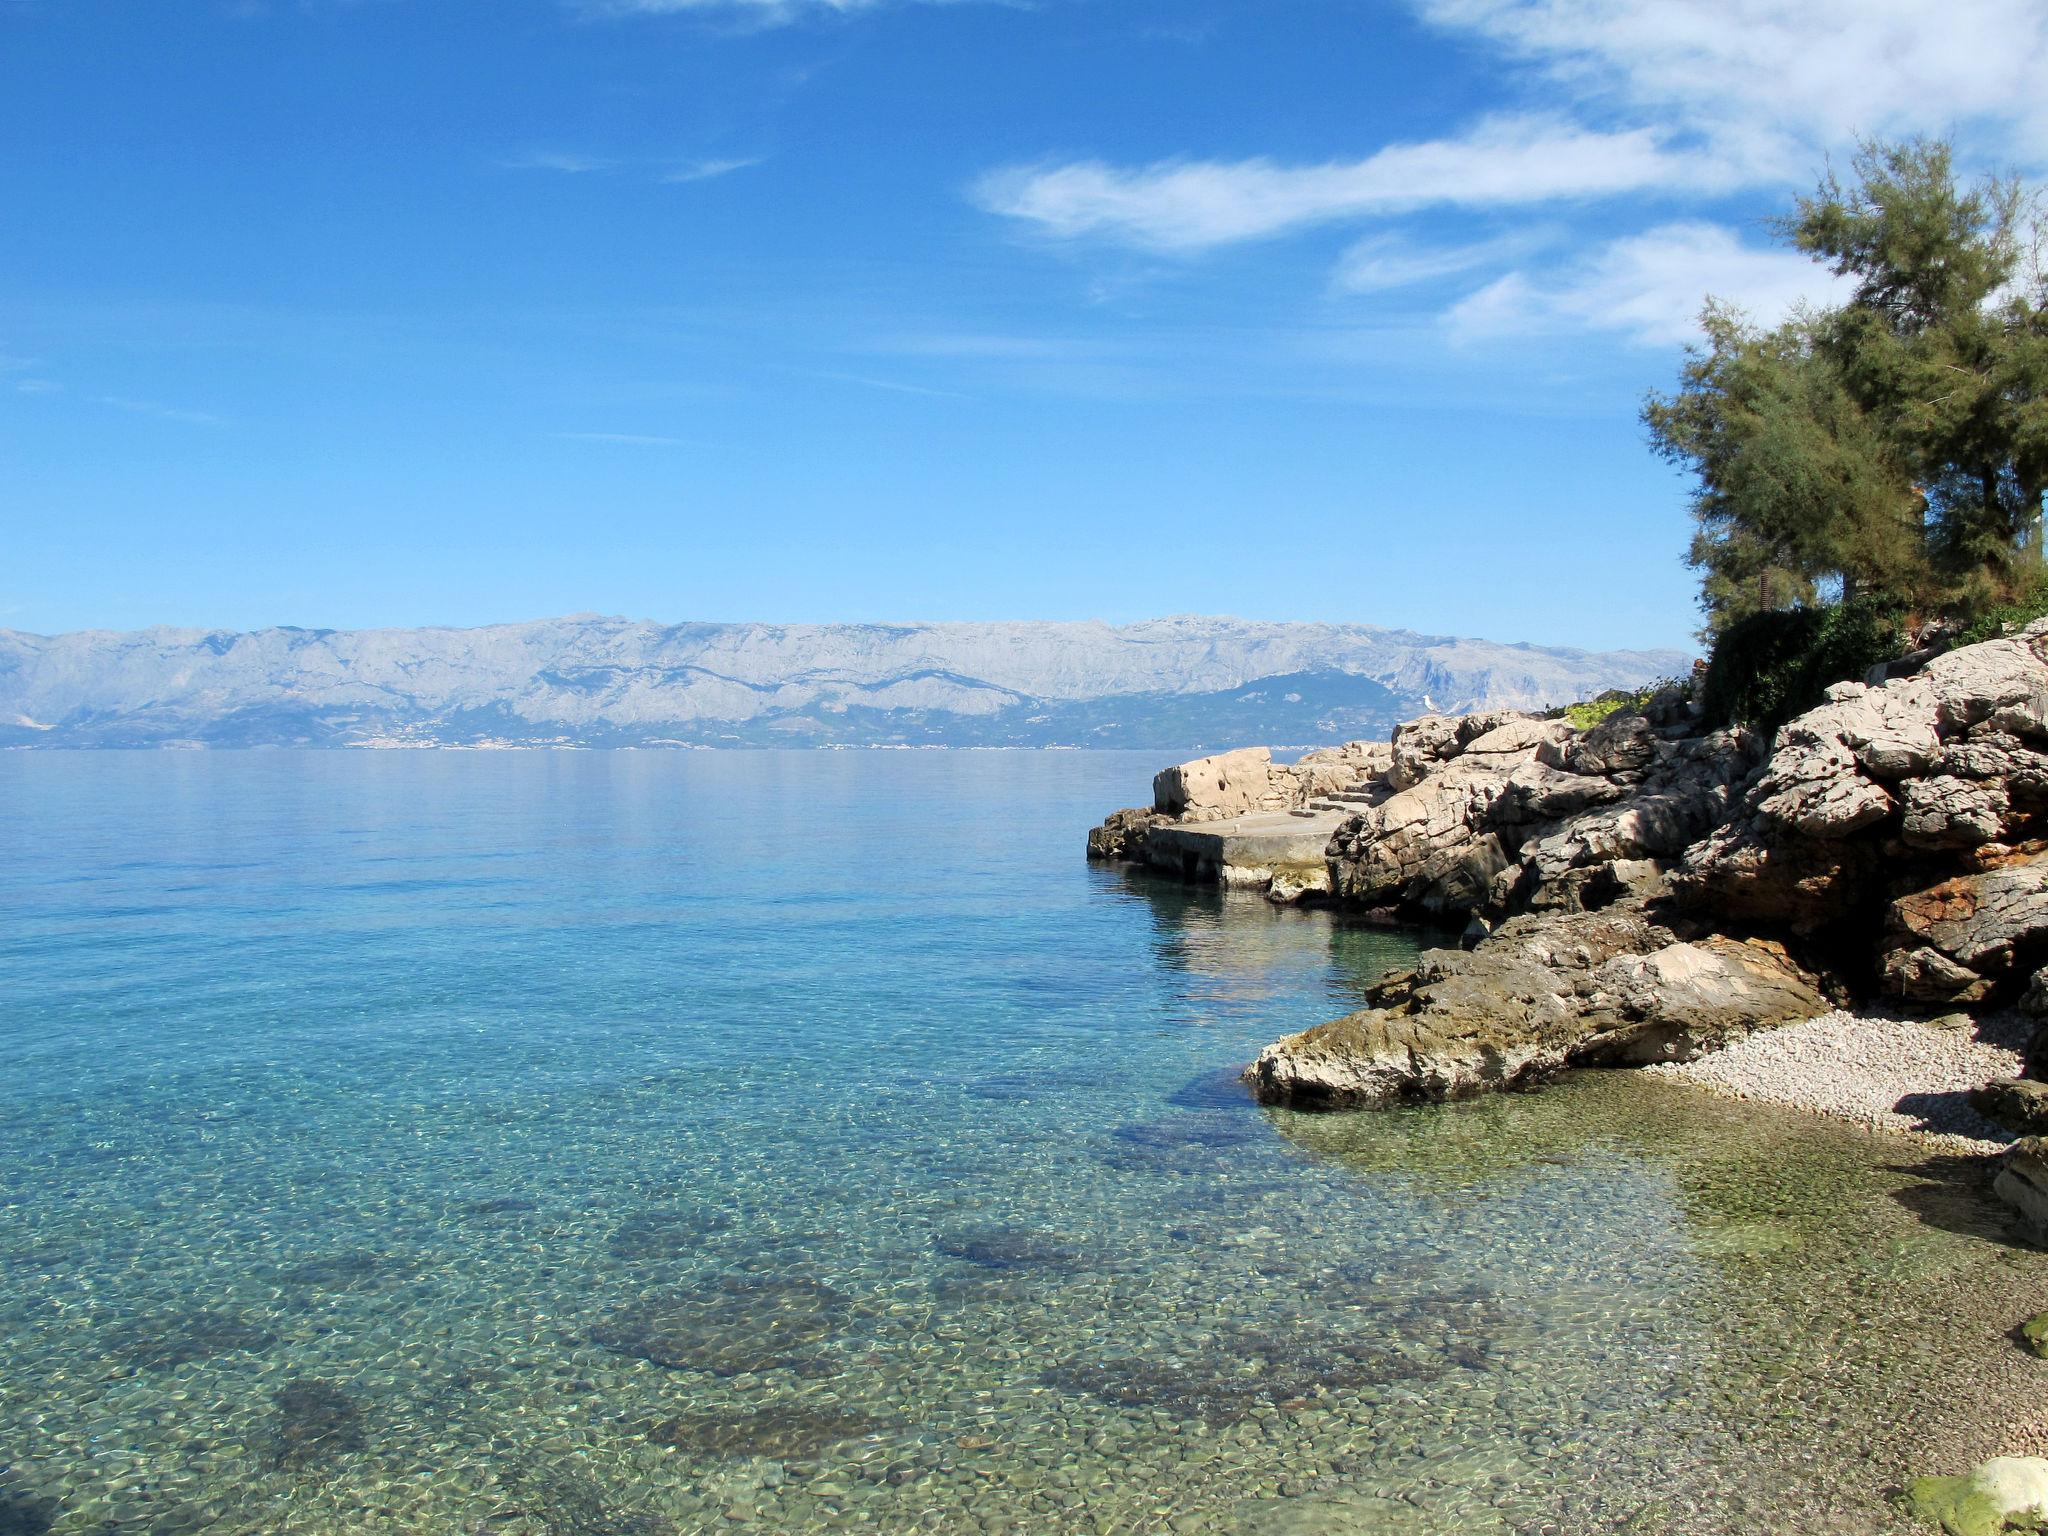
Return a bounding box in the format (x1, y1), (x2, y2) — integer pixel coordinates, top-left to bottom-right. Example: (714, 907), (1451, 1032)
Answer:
(111, 1310), (278, 1370)
(645, 1405), (892, 1460)
(1112, 1114), (1262, 1150)
(274, 1250), (415, 1293)
(0, 1482), (57, 1536)
(1167, 1065), (1256, 1111)
(470, 1196), (539, 1215)
(1040, 1326), (1445, 1426)
(932, 1228), (1082, 1271)
(270, 1379), (368, 1468)
(590, 1276), (847, 1376)
(514, 1468), (675, 1536)
(1902, 1456), (2048, 1536)
(606, 1210), (731, 1262)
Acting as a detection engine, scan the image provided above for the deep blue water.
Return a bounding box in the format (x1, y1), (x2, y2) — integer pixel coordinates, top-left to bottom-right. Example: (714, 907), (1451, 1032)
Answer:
(1, 750), (2042, 1536)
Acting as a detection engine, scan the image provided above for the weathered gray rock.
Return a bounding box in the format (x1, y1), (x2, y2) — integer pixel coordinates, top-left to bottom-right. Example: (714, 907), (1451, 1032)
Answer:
(1154, 747), (1276, 821)
(1086, 806), (1163, 862)
(1971, 1078), (2048, 1136)
(1995, 1138), (2048, 1245)
(1244, 904), (1827, 1108)
(1900, 775), (2010, 848)
(1885, 855), (2048, 991)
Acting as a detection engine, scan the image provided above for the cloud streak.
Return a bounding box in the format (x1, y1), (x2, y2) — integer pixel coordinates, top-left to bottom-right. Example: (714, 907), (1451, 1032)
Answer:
(973, 117), (1720, 252)
(504, 151), (765, 183)
(1445, 222), (1850, 347)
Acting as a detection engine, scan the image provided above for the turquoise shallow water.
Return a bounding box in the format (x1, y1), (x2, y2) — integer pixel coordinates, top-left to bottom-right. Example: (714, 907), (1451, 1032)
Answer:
(2, 749), (2046, 1536)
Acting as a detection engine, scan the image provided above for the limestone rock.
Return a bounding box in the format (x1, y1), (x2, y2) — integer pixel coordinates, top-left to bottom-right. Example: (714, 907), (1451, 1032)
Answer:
(1086, 806), (1163, 861)
(1154, 747), (1274, 821)
(1886, 856), (2048, 986)
(1995, 1138), (2048, 1247)
(1970, 1078), (2048, 1136)
(1244, 904), (1826, 1109)
(1902, 776), (2011, 849)
(1924, 628), (2048, 736)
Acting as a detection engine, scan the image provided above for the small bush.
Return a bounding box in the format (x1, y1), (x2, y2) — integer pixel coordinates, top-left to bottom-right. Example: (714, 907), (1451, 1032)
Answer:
(1562, 689), (1649, 730)
(1698, 595), (1906, 732)
(1949, 575), (2048, 648)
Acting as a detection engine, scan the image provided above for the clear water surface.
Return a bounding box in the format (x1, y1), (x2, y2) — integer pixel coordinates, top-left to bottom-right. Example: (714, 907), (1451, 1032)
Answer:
(2, 750), (2044, 1536)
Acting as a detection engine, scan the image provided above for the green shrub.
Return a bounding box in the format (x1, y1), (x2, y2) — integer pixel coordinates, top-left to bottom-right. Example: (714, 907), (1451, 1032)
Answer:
(1698, 595), (1906, 732)
(1950, 576), (2048, 649)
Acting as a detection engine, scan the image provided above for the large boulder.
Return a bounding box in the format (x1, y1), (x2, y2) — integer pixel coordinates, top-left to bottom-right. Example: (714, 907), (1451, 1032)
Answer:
(1244, 904), (1827, 1109)
(1086, 806), (1165, 862)
(1881, 852), (2048, 1004)
(1995, 1138), (2048, 1246)
(1153, 747), (1275, 821)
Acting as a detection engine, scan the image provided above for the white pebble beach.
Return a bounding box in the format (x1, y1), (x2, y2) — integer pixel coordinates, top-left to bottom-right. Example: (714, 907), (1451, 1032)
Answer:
(1645, 1009), (2032, 1154)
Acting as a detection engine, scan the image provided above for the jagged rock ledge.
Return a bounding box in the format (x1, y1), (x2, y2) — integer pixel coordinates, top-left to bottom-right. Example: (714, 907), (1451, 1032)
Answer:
(1088, 622), (2048, 1231)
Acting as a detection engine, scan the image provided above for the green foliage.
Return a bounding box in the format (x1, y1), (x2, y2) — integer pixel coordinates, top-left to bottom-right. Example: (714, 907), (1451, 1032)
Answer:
(1561, 687), (1655, 729)
(1950, 575), (2048, 648)
(1698, 596), (1907, 731)
(1649, 136), (2048, 642)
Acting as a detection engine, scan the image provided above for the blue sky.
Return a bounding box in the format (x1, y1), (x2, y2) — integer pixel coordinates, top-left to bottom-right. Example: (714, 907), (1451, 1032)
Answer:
(3, 0), (2044, 650)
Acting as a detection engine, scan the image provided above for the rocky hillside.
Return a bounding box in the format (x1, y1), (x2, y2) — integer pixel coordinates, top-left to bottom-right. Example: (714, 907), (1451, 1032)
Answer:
(0, 615), (1687, 749)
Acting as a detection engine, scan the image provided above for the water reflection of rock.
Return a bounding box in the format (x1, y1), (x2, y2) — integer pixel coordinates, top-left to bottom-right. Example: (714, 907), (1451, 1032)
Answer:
(1101, 865), (1421, 1018)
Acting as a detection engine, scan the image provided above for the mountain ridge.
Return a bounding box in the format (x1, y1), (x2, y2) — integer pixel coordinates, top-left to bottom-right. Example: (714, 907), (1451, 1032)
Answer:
(0, 615), (1692, 749)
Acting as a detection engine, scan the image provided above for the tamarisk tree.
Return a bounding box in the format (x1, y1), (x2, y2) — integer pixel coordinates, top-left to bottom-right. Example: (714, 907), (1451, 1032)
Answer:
(1648, 139), (2048, 634)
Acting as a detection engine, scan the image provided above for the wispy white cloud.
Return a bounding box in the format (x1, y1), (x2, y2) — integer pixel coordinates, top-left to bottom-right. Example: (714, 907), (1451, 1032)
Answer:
(506, 150), (765, 184)
(1445, 221), (1851, 347)
(14, 378), (61, 395)
(806, 370), (976, 400)
(973, 117), (1722, 252)
(99, 395), (225, 426)
(1418, 0), (2048, 168)
(660, 156), (767, 184)
(1331, 228), (1557, 294)
(553, 431), (689, 446)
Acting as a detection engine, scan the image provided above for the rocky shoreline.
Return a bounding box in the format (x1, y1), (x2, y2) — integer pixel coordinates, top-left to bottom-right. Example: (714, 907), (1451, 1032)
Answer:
(1089, 621), (2048, 1248)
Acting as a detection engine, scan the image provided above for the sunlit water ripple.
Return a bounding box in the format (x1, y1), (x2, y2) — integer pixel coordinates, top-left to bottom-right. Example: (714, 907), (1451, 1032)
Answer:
(2, 749), (2044, 1536)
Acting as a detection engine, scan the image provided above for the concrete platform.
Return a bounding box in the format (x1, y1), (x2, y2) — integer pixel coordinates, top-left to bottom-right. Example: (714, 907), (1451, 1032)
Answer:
(1141, 809), (1350, 886)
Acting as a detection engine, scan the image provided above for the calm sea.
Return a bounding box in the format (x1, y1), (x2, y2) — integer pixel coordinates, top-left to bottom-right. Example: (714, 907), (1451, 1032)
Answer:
(0, 750), (2040, 1536)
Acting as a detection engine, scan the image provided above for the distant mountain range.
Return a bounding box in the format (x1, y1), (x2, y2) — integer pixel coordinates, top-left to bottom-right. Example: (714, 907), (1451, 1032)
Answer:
(0, 616), (1692, 750)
